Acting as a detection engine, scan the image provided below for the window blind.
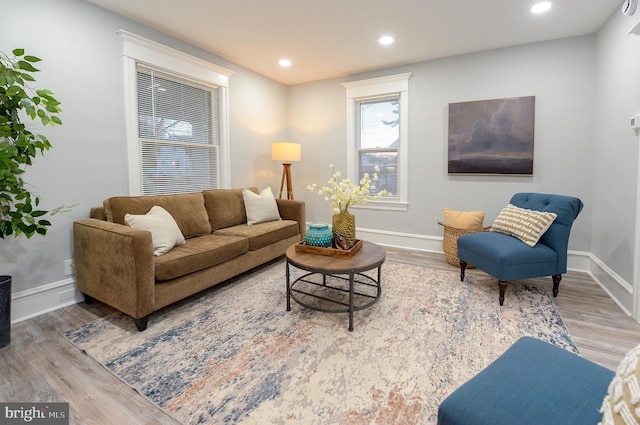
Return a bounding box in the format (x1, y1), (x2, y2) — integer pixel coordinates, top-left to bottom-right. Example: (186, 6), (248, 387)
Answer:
(137, 65), (220, 195)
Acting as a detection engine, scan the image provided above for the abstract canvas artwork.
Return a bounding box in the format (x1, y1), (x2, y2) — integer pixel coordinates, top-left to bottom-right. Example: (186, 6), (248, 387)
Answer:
(448, 96), (535, 175)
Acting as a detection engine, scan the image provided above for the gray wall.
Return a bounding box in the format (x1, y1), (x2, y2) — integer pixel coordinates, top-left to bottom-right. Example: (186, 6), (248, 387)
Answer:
(1, 0), (288, 293)
(593, 11), (640, 284)
(290, 36), (596, 252)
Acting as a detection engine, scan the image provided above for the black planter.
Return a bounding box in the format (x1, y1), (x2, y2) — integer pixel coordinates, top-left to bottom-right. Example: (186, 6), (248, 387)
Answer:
(0, 275), (10, 348)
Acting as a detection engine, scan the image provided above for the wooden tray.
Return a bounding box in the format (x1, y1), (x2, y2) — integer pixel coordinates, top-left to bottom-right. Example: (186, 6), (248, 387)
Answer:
(294, 239), (363, 258)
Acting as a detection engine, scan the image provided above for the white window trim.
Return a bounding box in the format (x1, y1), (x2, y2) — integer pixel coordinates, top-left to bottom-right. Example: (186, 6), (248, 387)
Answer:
(118, 30), (234, 195)
(343, 73), (411, 212)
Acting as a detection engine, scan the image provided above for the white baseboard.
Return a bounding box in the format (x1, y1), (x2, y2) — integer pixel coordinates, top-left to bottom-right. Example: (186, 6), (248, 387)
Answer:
(11, 277), (82, 324)
(585, 252), (634, 315)
(356, 227), (444, 253)
(9, 228), (637, 323)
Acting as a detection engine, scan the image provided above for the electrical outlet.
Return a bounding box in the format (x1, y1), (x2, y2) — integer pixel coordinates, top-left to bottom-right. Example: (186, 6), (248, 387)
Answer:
(64, 259), (75, 276)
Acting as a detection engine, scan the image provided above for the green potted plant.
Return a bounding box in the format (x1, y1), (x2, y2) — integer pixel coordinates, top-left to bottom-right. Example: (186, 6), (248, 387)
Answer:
(0, 48), (64, 348)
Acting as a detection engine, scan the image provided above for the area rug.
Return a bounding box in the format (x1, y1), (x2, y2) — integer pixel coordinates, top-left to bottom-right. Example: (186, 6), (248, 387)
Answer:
(64, 259), (577, 425)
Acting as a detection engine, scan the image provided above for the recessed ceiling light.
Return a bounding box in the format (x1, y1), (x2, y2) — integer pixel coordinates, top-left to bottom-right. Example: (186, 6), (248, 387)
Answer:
(531, 2), (552, 14)
(278, 58), (291, 68)
(379, 35), (394, 46)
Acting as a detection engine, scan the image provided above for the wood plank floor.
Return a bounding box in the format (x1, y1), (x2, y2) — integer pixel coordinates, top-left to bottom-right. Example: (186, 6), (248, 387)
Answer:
(1, 247), (639, 424)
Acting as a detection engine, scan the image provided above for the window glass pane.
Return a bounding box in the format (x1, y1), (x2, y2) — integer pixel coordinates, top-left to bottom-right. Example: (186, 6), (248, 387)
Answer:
(359, 99), (400, 149)
(358, 151), (397, 196)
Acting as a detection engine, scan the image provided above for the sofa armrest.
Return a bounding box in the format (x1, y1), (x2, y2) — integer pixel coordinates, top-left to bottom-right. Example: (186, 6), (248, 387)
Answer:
(73, 218), (155, 319)
(276, 199), (306, 236)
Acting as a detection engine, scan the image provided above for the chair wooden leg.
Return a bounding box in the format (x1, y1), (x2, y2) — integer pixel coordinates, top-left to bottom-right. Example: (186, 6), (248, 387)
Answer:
(552, 275), (562, 297)
(498, 281), (508, 306)
(460, 261), (467, 281)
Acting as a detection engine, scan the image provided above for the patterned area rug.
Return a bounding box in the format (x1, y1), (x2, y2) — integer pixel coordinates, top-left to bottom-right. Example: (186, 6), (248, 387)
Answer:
(64, 259), (577, 425)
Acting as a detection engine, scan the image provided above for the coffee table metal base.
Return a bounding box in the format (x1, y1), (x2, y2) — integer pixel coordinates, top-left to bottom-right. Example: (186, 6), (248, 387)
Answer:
(286, 263), (382, 332)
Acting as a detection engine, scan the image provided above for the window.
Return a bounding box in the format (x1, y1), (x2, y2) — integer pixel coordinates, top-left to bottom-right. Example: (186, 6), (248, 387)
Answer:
(119, 30), (233, 195)
(137, 67), (218, 195)
(343, 73), (411, 211)
(356, 96), (399, 196)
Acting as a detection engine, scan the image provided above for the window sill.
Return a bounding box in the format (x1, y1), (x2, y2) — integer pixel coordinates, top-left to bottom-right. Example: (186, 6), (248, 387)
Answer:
(352, 201), (408, 212)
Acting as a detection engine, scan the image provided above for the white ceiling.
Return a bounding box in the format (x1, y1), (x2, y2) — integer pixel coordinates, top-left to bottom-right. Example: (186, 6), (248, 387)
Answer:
(84, 0), (623, 86)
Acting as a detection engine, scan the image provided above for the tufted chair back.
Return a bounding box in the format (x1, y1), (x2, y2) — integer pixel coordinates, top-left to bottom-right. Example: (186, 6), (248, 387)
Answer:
(509, 193), (583, 274)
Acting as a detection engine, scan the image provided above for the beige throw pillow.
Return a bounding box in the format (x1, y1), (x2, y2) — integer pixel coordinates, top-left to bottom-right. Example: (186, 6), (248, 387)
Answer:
(243, 187), (281, 226)
(599, 343), (640, 425)
(490, 204), (557, 247)
(125, 205), (185, 256)
(442, 208), (485, 230)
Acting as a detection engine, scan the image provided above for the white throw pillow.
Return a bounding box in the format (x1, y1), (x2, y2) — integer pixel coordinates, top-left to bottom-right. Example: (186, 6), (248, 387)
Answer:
(125, 205), (185, 256)
(243, 187), (281, 226)
(490, 204), (557, 247)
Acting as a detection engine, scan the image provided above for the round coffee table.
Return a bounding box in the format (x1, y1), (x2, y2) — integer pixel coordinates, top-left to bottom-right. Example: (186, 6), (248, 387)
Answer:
(285, 240), (386, 331)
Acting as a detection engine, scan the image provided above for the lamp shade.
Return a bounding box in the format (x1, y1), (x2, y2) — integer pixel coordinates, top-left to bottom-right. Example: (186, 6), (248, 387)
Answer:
(272, 142), (301, 162)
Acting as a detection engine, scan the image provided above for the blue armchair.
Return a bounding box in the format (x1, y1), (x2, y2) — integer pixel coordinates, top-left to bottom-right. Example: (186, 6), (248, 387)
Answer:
(457, 193), (583, 305)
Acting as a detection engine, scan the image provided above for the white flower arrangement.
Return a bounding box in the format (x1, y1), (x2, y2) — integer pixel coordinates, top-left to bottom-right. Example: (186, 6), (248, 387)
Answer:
(307, 164), (388, 213)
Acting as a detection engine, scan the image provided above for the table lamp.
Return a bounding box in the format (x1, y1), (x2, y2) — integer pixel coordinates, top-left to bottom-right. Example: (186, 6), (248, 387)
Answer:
(272, 142), (301, 200)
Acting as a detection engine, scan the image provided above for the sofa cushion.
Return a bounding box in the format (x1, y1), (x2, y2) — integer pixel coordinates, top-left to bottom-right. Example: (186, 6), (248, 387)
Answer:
(105, 192), (211, 238)
(203, 188), (258, 231)
(214, 220), (299, 251)
(457, 231), (559, 281)
(125, 205), (185, 256)
(243, 187), (281, 225)
(154, 234), (249, 281)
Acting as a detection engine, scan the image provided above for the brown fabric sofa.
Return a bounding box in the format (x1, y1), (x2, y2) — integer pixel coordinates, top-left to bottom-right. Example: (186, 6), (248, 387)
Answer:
(73, 188), (305, 331)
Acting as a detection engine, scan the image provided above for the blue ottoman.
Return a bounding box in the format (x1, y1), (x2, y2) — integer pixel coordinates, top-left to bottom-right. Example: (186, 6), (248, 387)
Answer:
(437, 337), (614, 425)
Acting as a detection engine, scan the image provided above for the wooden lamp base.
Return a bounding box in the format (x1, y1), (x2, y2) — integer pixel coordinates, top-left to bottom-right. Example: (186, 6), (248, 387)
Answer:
(279, 162), (294, 200)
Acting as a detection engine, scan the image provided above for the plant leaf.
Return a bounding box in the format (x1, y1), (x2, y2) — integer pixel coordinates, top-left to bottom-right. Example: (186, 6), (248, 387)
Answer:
(20, 73), (35, 82)
(16, 60), (39, 73)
